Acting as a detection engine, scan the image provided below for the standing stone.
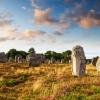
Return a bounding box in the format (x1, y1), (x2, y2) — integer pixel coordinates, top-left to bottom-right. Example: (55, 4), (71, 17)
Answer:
(96, 57), (100, 71)
(60, 59), (64, 64)
(71, 45), (86, 76)
(15, 55), (18, 63)
(26, 53), (36, 66)
(40, 54), (46, 63)
(8, 57), (14, 62)
(92, 56), (100, 71)
(26, 53), (42, 67)
(48, 60), (51, 64)
(56, 60), (60, 64)
(50, 57), (55, 64)
(91, 57), (99, 66)
(0, 52), (7, 63)
(15, 55), (23, 63)
(69, 60), (71, 63)
(60, 59), (63, 64)
(18, 56), (23, 63)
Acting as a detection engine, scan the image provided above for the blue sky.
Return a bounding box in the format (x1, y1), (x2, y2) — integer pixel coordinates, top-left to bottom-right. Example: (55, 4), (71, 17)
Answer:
(0, 0), (100, 58)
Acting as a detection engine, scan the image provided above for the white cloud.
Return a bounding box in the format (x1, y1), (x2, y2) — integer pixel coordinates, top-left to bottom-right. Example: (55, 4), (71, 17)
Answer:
(21, 6), (27, 10)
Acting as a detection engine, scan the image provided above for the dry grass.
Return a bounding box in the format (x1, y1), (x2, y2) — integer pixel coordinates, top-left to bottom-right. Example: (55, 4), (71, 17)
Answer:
(0, 63), (100, 100)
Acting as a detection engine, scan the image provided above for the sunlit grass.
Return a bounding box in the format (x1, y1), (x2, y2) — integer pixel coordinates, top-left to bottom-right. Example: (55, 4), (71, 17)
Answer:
(0, 63), (100, 100)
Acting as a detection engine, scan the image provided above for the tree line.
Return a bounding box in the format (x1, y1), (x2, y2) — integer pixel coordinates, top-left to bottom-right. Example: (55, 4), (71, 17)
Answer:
(6, 48), (72, 62)
(5, 47), (92, 64)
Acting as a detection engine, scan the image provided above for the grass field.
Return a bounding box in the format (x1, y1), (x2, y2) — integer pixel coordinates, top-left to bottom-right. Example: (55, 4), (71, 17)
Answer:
(0, 63), (100, 100)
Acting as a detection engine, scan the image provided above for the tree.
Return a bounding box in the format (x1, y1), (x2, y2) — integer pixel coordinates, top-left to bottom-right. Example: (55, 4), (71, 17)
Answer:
(17, 50), (27, 59)
(6, 49), (27, 59)
(62, 50), (71, 58)
(28, 48), (35, 54)
(54, 53), (63, 60)
(44, 51), (53, 59)
(6, 49), (17, 59)
(44, 51), (62, 60)
(44, 51), (57, 59)
(62, 50), (72, 63)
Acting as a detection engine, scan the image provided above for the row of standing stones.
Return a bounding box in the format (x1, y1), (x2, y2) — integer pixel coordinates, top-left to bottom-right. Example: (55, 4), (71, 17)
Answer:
(0, 45), (100, 77)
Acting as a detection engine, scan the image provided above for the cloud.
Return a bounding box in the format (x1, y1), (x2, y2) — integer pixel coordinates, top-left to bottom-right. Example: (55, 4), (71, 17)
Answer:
(0, 12), (18, 41)
(40, 34), (57, 43)
(31, 0), (100, 29)
(0, 37), (15, 42)
(94, 19), (100, 26)
(78, 17), (94, 29)
(63, 8), (100, 29)
(78, 16), (100, 29)
(21, 6), (27, 10)
(33, 8), (69, 31)
(61, 1), (100, 29)
(31, 0), (69, 32)
(31, 0), (40, 9)
(53, 31), (63, 36)
(34, 8), (57, 25)
(0, 12), (13, 27)
(0, 37), (9, 42)
(0, 11), (47, 42)
(20, 29), (46, 40)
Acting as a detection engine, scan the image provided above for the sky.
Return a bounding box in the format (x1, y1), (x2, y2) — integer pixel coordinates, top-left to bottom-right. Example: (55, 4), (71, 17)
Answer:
(0, 0), (100, 58)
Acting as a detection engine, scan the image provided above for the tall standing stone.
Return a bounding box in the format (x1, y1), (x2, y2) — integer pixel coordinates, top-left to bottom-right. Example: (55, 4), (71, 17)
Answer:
(71, 45), (86, 76)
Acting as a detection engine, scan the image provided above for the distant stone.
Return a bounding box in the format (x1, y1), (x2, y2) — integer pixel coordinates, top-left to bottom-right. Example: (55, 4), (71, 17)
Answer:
(0, 52), (7, 63)
(60, 59), (65, 64)
(26, 53), (45, 67)
(92, 56), (100, 71)
(15, 55), (18, 63)
(39, 54), (46, 63)
(15, 55), (23, 63)
(71, 45), (86, 76)
(8, 57), (14, 62)
(55, 60), (60, 64)
(51, 57), (56, 64)
(18, 56), (23, 63)
(96, 57), (100, 71)
(91, 57), (99, 66)
(48, 60), (51, 64)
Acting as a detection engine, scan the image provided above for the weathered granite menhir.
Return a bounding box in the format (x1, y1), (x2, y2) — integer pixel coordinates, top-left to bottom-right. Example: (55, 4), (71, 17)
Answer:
(71, 45), (86, 77)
